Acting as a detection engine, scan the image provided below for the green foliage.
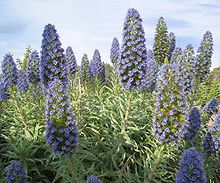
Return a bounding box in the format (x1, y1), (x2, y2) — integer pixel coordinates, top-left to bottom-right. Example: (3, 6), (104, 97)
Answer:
(1, 63), (220, 182)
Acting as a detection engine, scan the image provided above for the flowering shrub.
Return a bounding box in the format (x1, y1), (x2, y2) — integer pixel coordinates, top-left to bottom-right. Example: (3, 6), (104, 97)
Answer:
(176, 147), (206, 183)
(118, 8), (147, 90)
(203, 131), (216, 155)
(203, 97), (219, 117)
(86, 175), (101, 183)
(17, 70), (29, 93)
(6, 161), (28, 183)
(40, 24), (68, 88)
(45, 78), (78, 157)
(153, 63), (188, 143)
(66, 46), (78, 77)
(27, 50), (41, 84)
(184, 107), (201, 142)
(1, 53), (17, 91)
(142, 49), (157, 91)
(110, 37), (120, 66)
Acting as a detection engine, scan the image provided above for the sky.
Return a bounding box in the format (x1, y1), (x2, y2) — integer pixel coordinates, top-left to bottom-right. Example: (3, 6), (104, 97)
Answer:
(0, 0), (220, 69)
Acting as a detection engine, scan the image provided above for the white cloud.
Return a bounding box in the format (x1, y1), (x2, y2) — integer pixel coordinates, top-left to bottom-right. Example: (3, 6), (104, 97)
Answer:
(0, 0), (219, 69)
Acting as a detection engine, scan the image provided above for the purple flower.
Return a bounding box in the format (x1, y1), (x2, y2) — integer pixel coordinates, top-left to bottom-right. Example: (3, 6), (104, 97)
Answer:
(17, 70), (29, 93)
(40, 24), (68, 88)
(45, 78), (78, 157)
(203, 131), (216, 155)
(6, 161), (28, 183)
(142, 49), (157, 92)
(170, 47), (182, 64)
(110, 37), (120, 66)
(181, 44), (195, 94)
(27, 50), (41, 84)
(209, 111), (220, 152)
(89, 59), (99, 77)
(184, 107), (201, 142)
(119, 8), (147, 90)
(86, 175), (101, 183)
(66, 46), (78, 77)
(153, 63), (188, 143)
(1, 53), (17, 91)
(203, 97), (218, 117)
(176, 147), (206, 183)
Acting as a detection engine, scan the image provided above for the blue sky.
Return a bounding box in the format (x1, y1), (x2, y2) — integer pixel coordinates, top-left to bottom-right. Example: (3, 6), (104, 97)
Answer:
(0, 0), (220, 68)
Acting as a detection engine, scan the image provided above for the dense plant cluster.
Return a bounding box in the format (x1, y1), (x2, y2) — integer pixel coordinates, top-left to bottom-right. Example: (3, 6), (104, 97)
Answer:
(0, 8), (219, 183)
(27, 50), (41, 84)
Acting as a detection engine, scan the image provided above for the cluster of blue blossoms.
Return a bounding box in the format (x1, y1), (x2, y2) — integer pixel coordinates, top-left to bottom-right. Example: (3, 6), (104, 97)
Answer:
(203, 131), (216, 155)
(176, 147), (206, 183)
(89, 59), (99, 77)
(17, 70), (29, 93)
(181, 44), (195, 94)
(1, 54), (17, 91)
(110, 37), (120, 66)
(170, 47), (182, 64)
(66, 46), (78, 77)
(142, 49), (157, 92)
(153, 63), (188, 143)
(209, 111), (220, 152)
(91, 49), (105, 82)
(41, 24), (78, 157)
(86, 175), (101, 183)
(40, 24), (68, 88)
(203, 97), (219, 117)
(118, 8), (147, 90)
(45, 78), (78, 157)
(184, 107), (201, 142)
(27, 50), (41, 84)
(6, 161), (28, 183)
